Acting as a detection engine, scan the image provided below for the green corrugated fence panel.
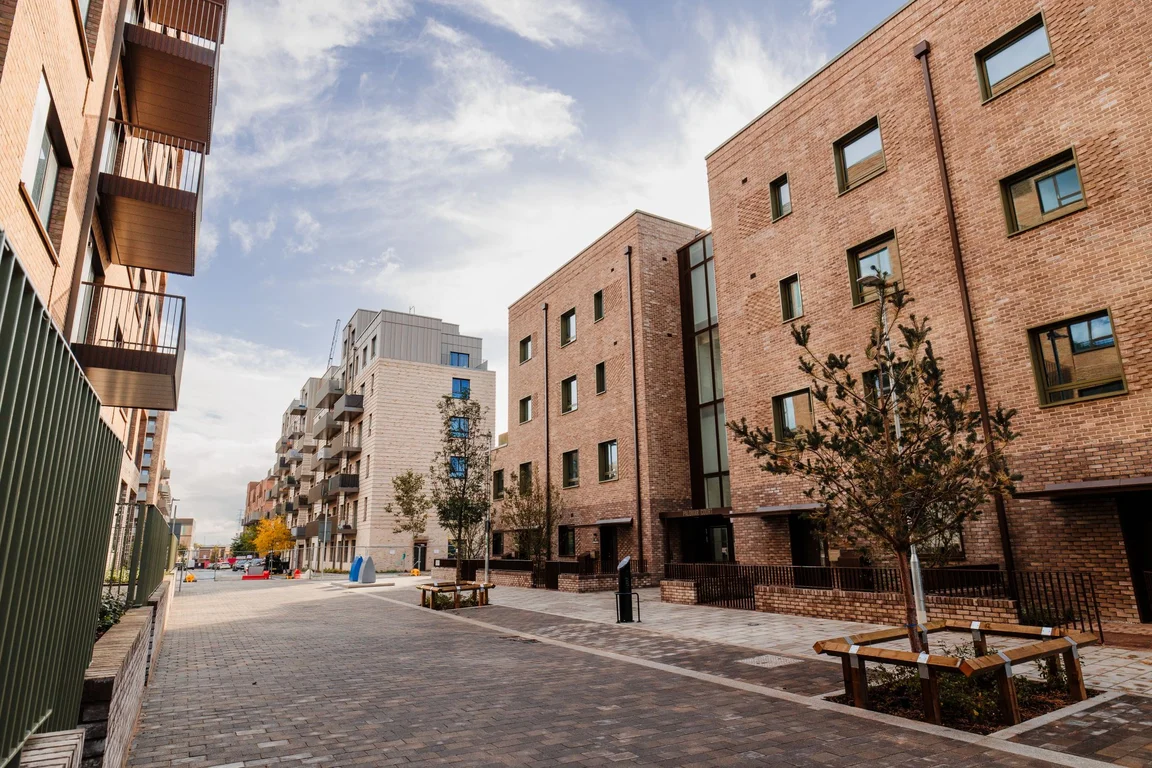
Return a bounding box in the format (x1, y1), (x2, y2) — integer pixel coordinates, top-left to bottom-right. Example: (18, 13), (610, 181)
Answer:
(0, 233), (121, 767)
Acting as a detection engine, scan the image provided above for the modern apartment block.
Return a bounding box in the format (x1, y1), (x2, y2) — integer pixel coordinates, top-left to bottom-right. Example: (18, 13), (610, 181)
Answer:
(490, 212), (706, 585)
(244, 476), (276, 526)
(703, 0), (1151, 626)
(173, 517), (194, 552)
(269, 310), (496, 572)
(0, 0), (226, 758)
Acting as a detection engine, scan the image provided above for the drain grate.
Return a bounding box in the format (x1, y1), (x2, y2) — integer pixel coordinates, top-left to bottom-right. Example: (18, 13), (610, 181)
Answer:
(737, 654), (802, 669)
(499, 635), (539, 643)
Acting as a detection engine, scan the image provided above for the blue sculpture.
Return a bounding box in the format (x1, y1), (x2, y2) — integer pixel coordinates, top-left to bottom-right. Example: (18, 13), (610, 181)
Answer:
(349, 555), (364, 582)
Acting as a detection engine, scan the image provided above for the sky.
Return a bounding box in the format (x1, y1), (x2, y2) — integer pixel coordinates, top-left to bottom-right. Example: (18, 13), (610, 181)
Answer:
(169, 0), (907, 545)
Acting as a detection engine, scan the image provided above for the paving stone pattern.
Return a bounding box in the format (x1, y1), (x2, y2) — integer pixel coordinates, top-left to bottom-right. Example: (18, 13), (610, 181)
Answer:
(129, 580), (1061, 767)
(1011, 695), (1152, 766)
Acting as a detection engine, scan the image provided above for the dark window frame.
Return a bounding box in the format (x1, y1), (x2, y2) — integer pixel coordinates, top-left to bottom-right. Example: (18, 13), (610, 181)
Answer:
(593, 290), (605, 322)
(451, 377), (470, 399)
(779, 273), (803, 322)
(597, 440), (618, 483)
(595, 361), (607, 394)
(558, 525), (576, 557)
(846, 230), (901, 307)
(772, 388), (814, 442)
(975, 13), (1054, 103)
(518, 395), (532, 424)
(518, 461), (533, 494)
(770, 173), (792, 220)
(560, 308), (577, 346)
(561, 449), (579, 488)
(519, 335), (532, 364)
(492, 469), (505, 499)
(1000, 149), (1086, 235)
(833, 117), (886, 194)
(1028, 309), (1127, 407)
(561, 375), (577, 414)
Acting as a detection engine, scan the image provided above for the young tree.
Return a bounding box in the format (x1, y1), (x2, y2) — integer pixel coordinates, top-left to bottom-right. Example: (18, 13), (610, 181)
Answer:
(229, 526), (257, 558)
(729, 285), (1020, 651)
(499, 471), (563, 570)
(389, 470), (431, 540)
(429, 389), (492, 582)
(252, 517), (295, 556)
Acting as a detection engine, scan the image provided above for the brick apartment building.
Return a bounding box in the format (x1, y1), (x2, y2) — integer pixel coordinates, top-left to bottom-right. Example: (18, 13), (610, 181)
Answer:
(0, 0), (226, 756)
(703, 0), (1151, 626)
(244, 476), (276, 526)
(265, 310), (496, 572)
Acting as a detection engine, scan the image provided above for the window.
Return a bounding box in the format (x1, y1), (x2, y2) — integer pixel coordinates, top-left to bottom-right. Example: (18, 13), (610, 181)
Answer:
(492, 469), (505, 499)
(593, 290), (605, 322)
(847, 232), (901, 306)
(449, 456), (466, 478)
(450, 351), (470, 367)
(365, 454), (370, 478)
(451, 378), (470, 398)
(561, 375), (577, 413)
(598, 440), (618, 482)
(595, 361), (607, 394)
(560, 308), (577, 346)
(779, 274), (803, 321)
(977, 15), (1053, 101)
(562, 449), (579, 488)
(371, 336), (377, 358)
(834, 118), (885, 193)
(492, 531), (504, 556)
(368, 413), (373, 436)
(770, 174), (791, 220)
(1029, 310), (1125, 406)
(519, 335), (532, 363)
(518, 396), (532, 423)
(450, 416), (469, 438)
(518, 462), (533, 493)
(558, 525), (576, 557)
(1000, 150), (1085, 234)
(21, 76), (65, 234)
(773, 389), (814, 441)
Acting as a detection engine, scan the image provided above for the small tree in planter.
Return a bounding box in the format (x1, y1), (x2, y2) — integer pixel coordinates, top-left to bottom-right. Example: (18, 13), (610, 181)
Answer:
(729, 284), (1020, 651)
(499, 471), (564, 580)
(389, 470), (430, 541)
(429, 388), (492, 582)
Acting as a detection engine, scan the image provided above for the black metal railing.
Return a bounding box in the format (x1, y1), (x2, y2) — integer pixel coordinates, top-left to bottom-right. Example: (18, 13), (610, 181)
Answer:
(0, 235), (123, 766)
(73, 282), (186, 358)
(103, 120), (205, 193)
(130, 0), (225, 48)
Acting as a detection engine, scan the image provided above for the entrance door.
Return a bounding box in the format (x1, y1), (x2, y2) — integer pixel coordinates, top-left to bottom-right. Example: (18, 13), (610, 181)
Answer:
(413, 542), (427, 572)
(707, 525), (731, 562)
(600, 525), (618, 569)
(789, 514), (830, 588)
(1118, 493), (1152, 623)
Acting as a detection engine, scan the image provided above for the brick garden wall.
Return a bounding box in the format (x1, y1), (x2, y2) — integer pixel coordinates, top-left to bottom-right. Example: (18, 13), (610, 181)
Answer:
(753, 585), (1018, 625)
(557, 572), (657, 593)
(80, 607), (151, 768)
(660, 579), (698, 605)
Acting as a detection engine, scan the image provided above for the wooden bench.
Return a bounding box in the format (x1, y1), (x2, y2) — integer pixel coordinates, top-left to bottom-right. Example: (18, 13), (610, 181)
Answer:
(418, 581), (494, 610)
(814, 620), (1097, 725)
(18, 728), (84, 768)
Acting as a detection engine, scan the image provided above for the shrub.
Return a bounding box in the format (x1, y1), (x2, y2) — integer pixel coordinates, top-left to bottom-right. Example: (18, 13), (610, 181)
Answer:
(97, 594), (127, 639)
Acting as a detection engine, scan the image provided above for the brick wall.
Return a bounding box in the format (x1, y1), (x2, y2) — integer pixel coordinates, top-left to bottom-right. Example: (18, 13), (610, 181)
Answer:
(660, 579), (698, 605)
(80, 606), (151, 768)
(556, 572), (657, 593)
(487, 569), (533, 589)
(753, 585), (1018, 625)
(144, 579), (172, 683)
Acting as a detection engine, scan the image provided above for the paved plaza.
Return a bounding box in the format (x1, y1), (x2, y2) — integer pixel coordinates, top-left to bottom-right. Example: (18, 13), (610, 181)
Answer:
(127, 579), (1152, 767)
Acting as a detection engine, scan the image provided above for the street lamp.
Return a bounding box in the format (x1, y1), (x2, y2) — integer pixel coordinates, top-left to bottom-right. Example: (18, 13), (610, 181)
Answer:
(858, 274), (927, 628)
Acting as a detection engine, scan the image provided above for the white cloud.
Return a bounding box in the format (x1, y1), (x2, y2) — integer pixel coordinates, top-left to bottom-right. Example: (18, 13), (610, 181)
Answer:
(228, 214), (278, 254)
(809, 0), (836, 24)
(331, 247), (401, 277)
(165, 331), (323, 545)
(287, 209), (321, 253)
(427, 0), (628, 48)
(198, 222), (220, 269)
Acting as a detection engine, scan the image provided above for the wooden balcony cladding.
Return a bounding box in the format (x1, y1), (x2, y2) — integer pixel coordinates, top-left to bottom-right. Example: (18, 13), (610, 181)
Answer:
(98, 121), (203, 275)
(70, 282), (186, 411)
(123, 0), (226, 147)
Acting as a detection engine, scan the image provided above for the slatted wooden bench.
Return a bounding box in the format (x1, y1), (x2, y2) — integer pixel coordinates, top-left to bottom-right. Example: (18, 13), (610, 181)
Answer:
(18, 728), (84, 768)
(418, 581), (494, 610)
(814, 620), (1097, 725)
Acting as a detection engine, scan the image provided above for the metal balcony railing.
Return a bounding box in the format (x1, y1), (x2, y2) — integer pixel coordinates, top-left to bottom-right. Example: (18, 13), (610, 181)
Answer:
(290, 398), (307, 415)
(312, 409), (340, 439)
(102, 119), (204, 194)
(328, 473), (359, 495)
(333, 393), (363, 421)
(129, 0), (226, 50)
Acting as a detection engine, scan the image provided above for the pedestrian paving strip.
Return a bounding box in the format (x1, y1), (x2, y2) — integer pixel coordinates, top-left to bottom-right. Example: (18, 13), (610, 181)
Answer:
(738, 654), (804, 669)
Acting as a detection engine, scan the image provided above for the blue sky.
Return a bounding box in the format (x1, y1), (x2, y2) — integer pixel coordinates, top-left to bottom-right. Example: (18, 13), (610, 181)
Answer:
(169, 0), (907, 544)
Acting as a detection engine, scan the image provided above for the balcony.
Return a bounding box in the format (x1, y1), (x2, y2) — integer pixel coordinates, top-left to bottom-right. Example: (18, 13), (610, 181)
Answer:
(298, 437), (316, 454)
(333, 433), (361, 457)
(71, 282), (185, 410)
(284, 474), (298, 488)
(328, 473), (359, 496)
(333, 393), (363, 421)
(122, 0), (226, 148)
(98, 120), (205, 276)
(314, 379), (343, 409)
(286, 449), (303, 464)
(297, 486), (311, 505)
(275, 436), (289, 453)
(311, 409), (340, 440)
(310, 445), (338, 472)
(291, 525), (307, 539)
(287, 422), (303, 440)
(276, 456), (290, 475)
(289, 398), (307, 415)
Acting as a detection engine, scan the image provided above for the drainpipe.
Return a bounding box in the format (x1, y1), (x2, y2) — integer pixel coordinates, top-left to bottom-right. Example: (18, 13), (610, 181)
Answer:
(914, 40), (1016, 576)
(64, 0), (130, 336)
(541, 302), (551, 560)
(625, 246), (645, 572)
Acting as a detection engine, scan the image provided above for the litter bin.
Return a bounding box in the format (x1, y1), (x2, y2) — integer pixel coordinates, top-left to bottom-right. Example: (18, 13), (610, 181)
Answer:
(615, 556), (639, 623)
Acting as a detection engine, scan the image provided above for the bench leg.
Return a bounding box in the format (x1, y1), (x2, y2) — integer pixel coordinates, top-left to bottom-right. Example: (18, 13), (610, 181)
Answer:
(454, 591), (461, 610)
(1064, 649), (1087, 702)
(1046, 656), (1060, 682)
(841, 657), (854, 699)
(996, 667), (1022, 726)
(849, 660), (869, 710)
(919, 668), (942, 725)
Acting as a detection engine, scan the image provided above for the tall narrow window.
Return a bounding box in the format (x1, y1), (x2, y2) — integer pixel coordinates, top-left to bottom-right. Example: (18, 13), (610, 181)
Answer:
(593, 290), (605, 322)
(1000, 150), (1085, 234)
(450, 416), (469, 438)
(518, 395), (532, 423)
(834, 118), (885, 193)
(847, 232), (901, 306)
(770, 174), (791, 220)
(558, 526), (576, 557)
(977, 15), (1053, 101)
(773, 390), (815, 442)
(449, 456), (466, 478)
(561, 375), (578, 413)
(451, 378), (470, 398)
(779, 274), (803, 321)
(598, 440), (618, 482)
(562, 449), (579, 488)
(560, 308), (577, 346)
(519, 335), (532, 363)
(492, 469), (505, 499)
(518, 462), (533, 493)
(595, 361), (607, 394)
(1029, 311), (1125, 405)
(371, 336), (377, 358)
(21, 77), (64, 233)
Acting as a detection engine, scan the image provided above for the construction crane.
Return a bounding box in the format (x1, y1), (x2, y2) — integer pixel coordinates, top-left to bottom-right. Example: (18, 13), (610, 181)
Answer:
(327, 319), (340, 369)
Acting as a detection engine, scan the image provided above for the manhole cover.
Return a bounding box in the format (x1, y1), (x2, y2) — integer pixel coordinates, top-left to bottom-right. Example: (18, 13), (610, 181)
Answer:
(737, 654), (801, 669)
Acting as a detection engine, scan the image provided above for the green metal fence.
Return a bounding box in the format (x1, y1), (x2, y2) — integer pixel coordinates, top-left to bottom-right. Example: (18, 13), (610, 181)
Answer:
(110, 503), (175, 608)
(0, 232), (122, 767)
